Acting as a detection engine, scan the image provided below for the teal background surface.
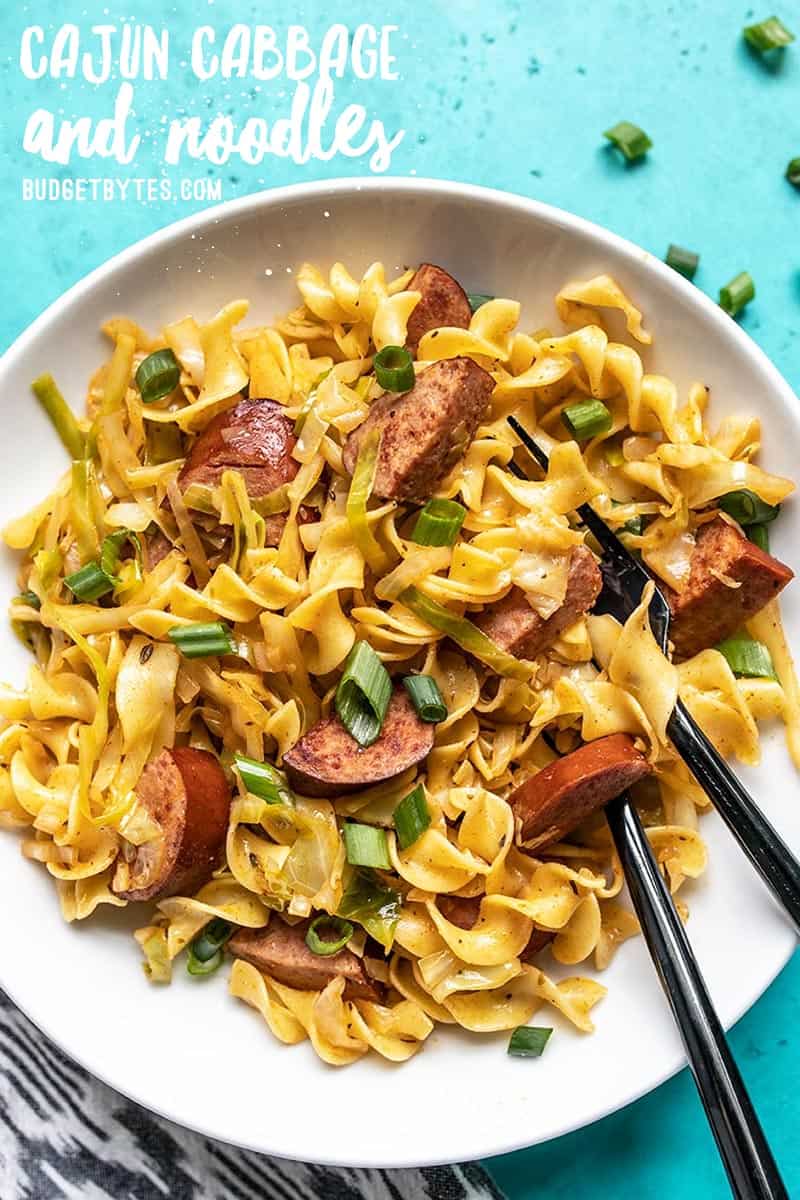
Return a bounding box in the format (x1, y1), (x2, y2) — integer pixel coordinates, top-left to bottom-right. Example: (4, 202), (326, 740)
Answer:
(1, 1), (799, 1196)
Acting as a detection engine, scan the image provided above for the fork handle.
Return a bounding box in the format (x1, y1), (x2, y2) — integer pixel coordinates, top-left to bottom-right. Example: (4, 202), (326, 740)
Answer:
(668, 700), (800, 933)
(607, 794), (788, 1200)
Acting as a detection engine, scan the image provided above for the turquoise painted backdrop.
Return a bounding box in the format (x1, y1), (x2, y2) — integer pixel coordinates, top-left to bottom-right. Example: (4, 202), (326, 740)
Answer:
(1, 1), (799, 1196)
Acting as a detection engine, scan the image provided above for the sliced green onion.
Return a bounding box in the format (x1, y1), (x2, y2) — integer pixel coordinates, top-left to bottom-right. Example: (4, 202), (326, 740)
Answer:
(604, 441), (625, 467)
(135, 348), (181, 404)
(748, 523), (770, 552)
(621, 515), (644, 536)
(191, 918), (234, 963)
(666, 244), (699, 281)
(786, 158), (800, 188)
(32, 374), (85, 460)
(186, 947), (224, 976)
(719, 272), (755, 318)
(335, 640), (392, 747)
(343, 822), (392, 869)
(64, 561), (115, 602)
(399, 585), (532, 680)
(603, 121), (652, 162)
(743, 15), (794, 51)
(13, 590), (41, 611)
(467, 292), (494, 312)
(393, 784), (431, 850)
(346, 427), (388, 573)
(233, 753), (294, 806)
(100, 528), (142, 578)
(305, 915), (354, 957)
(561, 399), (613, 442)
(717, 489), (780, 526)
(715, 634), (777, 680)
(508, 1026), (553, 1057)
(410, 499), (466, 547)
(168, 621), (234, 658)
(402, 674), (448, 722)
(338, 869), (402, 950)
(374, 345), (415, 392)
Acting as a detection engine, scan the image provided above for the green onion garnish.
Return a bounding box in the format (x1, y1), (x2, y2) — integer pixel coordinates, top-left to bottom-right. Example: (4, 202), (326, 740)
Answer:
(561, 399), (613, 442)
(100, 528), (142, 578)
(191, 918), (234, 963)
(467, 293), (494, 312)
(136, 349), (181, 404)
(233, 753), (294, 806)
(786, 158), (800, 188)
(399, 586), (532, 680)
(402, 674), (448, 722)
(31, 374), (85, 460)
(393, 784), (431, 850)
(621, 515), (644, 536)
(13, 590), (41, 610)
(343, 822), (392, 869)
(719, 272), (755, 318)
(410, 498), (467, 547)
(374, 345), (415, 392)
(743, 15), (794, 51)
(335, 640), (392, 747)
(715, 634), (777, 680)
(186, 947), (223, 976)
(507, 1026), (553, 1058)
(305, 915), (354, 957)
(748, 523), (770, 552)
(64, 561), (115, 602)
(666, 244), (699, 281)
(603, 121), (652, 162)
(168, 621), (234, 658)
(717, 490), (779, 526)
(338, 869), (403, 950)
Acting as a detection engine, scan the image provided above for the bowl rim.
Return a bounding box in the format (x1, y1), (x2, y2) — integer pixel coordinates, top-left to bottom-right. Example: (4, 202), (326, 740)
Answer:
(0, 176), (797, 1168)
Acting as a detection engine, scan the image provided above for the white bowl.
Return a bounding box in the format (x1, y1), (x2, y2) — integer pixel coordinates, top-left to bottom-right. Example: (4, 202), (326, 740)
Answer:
(1, 178), (798, 1168)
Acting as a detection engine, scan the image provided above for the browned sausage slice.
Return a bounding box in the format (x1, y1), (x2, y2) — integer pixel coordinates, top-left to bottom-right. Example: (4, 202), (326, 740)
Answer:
(510, 734), (651, 849)
(438, 895), (553, 960)
(113, 747), (231, 902)
(228, 918), (383, 1001)
(342, 357), (494, 503)
(474, 545), (602, 660)
(283, 689), (435, 799)
(663, 517), (793, 659)
(405, 263), (472, 352)
(178, 398), (300, 546)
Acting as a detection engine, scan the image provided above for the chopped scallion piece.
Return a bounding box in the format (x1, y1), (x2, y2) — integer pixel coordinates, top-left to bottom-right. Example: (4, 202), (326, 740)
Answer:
(13, 590), (41, 611)
(335, 640), (392, 747)
(305, 915), (354, 957)
(191, 918), (234, 964)
(748, 523), (770, 552)
(64, 561), (115, 602)
(399, 586), (532, 680)
(31, 374), (85, 460)
(393, 784), (431, 850)
(136, 349), (181, 404)
(786, 158), (800, 188)
(402, 674), (448, 722)
(743, 15), (794, 51)
(467, 292), (494, 312)
(508, 1026), (553, 1058)
(715, 634), (777, 680)
(561, 399), (613, 442)
(603, 121), (652, 162)
(719, 272), (755, 318)
(411, 498), (466, 547)
(338, 869), (402, 950)
(621, 515), (644, 536)
(186, 947), (224, 976)
(717, 490), (779, 526)
(374, 345), (415, 392)
(233, 753), (294, 806)
(100, 528), (141, 578)
(168, 621), (234, 658)
(343, 822), (392, 870)
(666, 244), (699, 281)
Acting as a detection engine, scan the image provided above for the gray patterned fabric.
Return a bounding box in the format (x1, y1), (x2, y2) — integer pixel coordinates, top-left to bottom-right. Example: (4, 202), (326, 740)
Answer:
(0, 991), (505, 1200)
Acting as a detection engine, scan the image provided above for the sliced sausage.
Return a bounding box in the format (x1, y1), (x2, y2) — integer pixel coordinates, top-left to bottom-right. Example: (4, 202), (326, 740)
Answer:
(664, 517), (793, 660)
(143, 526), (173, 571)
(405, 263), (472, 353)
(342, 357), (494, 503)
(283, 688), (435, 799)
(438, 895), (553, 961)
(113, 747), (231, 902)
(178, 398), (300, 546)
(474, 545), (602, 660)
(510, 733), (651, 849)
(228, 918), (383, 1001)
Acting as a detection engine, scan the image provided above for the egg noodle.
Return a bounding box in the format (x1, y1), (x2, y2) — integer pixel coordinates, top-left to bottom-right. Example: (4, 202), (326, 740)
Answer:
(1, 262), (797, 1067)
